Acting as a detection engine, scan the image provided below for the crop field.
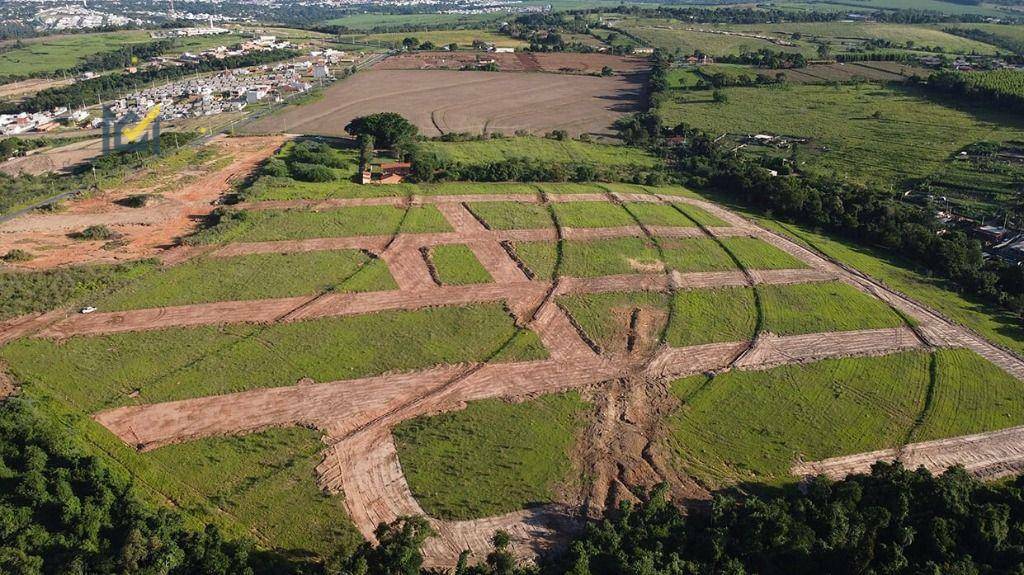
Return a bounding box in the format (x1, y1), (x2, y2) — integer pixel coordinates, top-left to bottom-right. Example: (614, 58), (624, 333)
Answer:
(241, 70), (645, 138)
(394, 392), (589, 519)
(194, 205), (452, 243)
(0, 303), (545, 411)
(659, 83), (1024, 209)
(429, 244), (493, 285)
(665, 348), (1024, 488)
(94, 251), (396, 310)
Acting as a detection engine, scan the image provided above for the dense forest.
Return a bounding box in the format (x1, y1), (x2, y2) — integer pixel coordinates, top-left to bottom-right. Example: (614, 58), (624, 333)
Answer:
(926, 69), (1024, 114)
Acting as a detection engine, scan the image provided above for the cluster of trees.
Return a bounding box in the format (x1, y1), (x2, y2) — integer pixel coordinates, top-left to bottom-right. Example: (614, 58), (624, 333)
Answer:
(1, 48), (299, 115)
(0, 137), (47, 161)
(834, 51), (917, 63)
(718, 49), (807, 69)
(668, 127), (1024, 312)
(345, 112), (419, 151)
(262, 140), (349, 183)
(945, 27), (1024, 56)
(925, 69), (1024, 114)
(555, 464), (1024, 575)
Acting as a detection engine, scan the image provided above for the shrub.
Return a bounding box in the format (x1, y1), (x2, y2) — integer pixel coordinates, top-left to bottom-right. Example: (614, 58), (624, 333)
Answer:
(2, 249), (33, 262)
(71, 225), (118, 241)
(262, 157), (290, 177)
(289, 161), (336, 182)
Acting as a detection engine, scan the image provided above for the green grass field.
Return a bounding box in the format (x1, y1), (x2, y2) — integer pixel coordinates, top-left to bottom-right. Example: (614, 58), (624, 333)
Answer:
(618, 19), (814, 57)
(553, 202), (637, 228)
(759, 281), (905, 335)
(0, 31), (151, 77)
(418, 182), (540, 196)
(94, 251), (395, 310)
(429, 244), (492, 285)
(324, 12), (505, 30)
(466, 201), (553, 230)
(622, 202), (698, 228)
(196, 206), (451, 243)
(665, 348), (1024, 488)
(667, 286), (757, 347)
(719, 236), (808, 270)
(722, 22), (1000, 55)
(660, 83), (1024, 213)
(394, 392), (589, 519)
(0, 303), (545, 412)
(144, 427), (360, 556)
(423, 137), (659, 168)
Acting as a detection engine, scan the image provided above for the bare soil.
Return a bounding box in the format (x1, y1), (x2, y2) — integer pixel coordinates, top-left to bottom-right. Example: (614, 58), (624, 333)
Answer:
(240, 69), (644, 138)
(373, 51), (651, 76)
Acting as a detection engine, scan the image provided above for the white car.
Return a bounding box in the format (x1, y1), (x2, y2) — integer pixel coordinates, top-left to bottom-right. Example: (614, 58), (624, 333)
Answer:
(79, 306), (97, 314)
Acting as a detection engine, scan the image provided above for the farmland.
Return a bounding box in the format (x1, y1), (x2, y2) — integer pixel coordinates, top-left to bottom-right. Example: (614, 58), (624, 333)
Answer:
(0, 30), (151, 77)
(240, 69), (645, 138)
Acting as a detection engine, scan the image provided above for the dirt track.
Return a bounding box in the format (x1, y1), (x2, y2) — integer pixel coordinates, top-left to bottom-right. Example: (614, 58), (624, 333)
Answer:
(8, 188), (1024, 566)
(0, 135), (288, 269)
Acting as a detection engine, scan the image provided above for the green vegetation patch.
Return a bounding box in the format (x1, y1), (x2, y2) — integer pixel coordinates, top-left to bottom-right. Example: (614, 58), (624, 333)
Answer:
(666, 351), (932, 487)
(624, 203), (698, 228)
(429, 244), (492, 285)
(670, 202), (728, 227)
(144, 427), (360, 556)
(0, 260), (158, 320)
(914, 348), (1024, 442)
(535, 183), (608, 195)
(0, 31), (151, 77)
(668, 286), (757, 347)
(393, 392), (589, 520)
(760, 281), (905, 335)
(465, 201), (553, 230)
(1, 303), (546, 412)
(424, 137), (658, 168)
(417, 182), (539, 196)
(559, 291), (668, 353)
(552, 202), (635, 228)
(719, 236), (808, 270)
(96, 251), (395, 310)
(193, 205), (451, 243)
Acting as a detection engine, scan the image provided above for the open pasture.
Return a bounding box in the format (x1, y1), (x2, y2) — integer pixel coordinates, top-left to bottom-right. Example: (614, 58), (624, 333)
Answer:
(240, 69), (645, 138)
(0, 31), (151, 77)
(660, 83), (1024, 209)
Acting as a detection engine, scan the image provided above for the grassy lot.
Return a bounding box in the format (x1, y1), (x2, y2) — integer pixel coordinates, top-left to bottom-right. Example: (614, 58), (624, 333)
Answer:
(659, 83), (1024, 213)
(759, 281), (905, 335)
(719, 236), (808, 270)
(617, 18), (814, 57)
(665, 347), (1024, 488)
(354, 30), (526, 49)
(423, 137), (659, 168)
(780, 0), (1009, 18)
(418, 182), (539, 196)
(0, 260), (159, 320)
(535, 183), (608, 195)
(623, 202), (698, 227)
(722, 22), (1000, 55)
(745, 213), (1024, 356)
(670, 202), (728, 227)
(0, 303), (546, 412)
(144, 427), (359, 556)
(194, 205), (451, 243)
(324, 12), (504, 30)
(429, 244), (492, 285)
(914, 348), (1024, 442)
(559, 291), (668, 352)
(552, 202), (636, 228)
(466, 201), (553, 230)
(666, 351), (931, 487)
(245, 176), (408, 201)
(393, 392), (589, 519)
(0, 31), (151, 77)
(94, 251), (395, 311)
(668, 286), (757, 346)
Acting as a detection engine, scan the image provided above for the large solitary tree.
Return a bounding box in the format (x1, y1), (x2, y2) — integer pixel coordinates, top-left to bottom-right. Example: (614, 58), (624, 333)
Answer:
(345, 113), (419, 150)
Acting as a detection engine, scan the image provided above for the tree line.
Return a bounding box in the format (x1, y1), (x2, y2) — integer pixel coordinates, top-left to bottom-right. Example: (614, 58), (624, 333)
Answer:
(924, 69), (1024, 114)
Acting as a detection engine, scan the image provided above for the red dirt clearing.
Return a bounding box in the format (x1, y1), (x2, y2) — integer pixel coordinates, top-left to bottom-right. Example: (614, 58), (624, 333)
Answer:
(373, 51), (650, 75)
